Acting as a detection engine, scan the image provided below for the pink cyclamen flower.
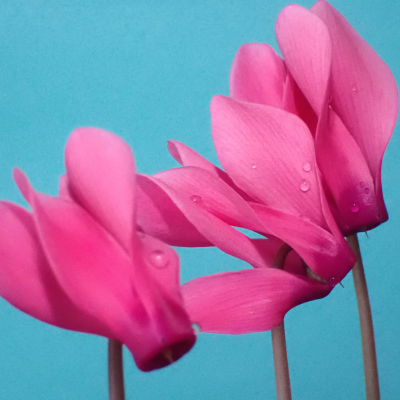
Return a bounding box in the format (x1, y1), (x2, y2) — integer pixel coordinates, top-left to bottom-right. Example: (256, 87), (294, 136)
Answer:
(230, 0), (398, 235)
(136, 166), (334, 334)
(0, 127), (196, 372)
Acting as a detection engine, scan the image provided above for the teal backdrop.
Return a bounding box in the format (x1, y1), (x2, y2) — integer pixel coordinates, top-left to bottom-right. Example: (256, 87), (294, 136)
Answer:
(0, 0), (399, 398)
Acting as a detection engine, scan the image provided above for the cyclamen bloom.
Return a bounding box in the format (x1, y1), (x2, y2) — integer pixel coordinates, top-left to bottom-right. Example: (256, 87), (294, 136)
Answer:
(230, 0), (398, 235)
(0, 128), (196, 371)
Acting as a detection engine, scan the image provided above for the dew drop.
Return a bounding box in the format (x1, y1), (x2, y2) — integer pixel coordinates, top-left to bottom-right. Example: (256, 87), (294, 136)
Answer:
(300, 179), (310, 192)
(192, 323), (201, 335)
(329, 276), (336, 284)
(364, 188), (370, 194)
(190, 195), (202, 204)
(359, 182), (365, 188)
(351, 203), (359, 213)
(302, 161), (312, 172)
(251, 164), (257, 170)
(148, 250), (169, 269)
(352, 86), (357, 92)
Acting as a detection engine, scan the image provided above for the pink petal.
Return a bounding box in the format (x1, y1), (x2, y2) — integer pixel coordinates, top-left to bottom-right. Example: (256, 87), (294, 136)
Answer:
(311, 0), (399, 180)
(143, 174), (276, 269)
(136, 174), (211, 247)
(183, 268), (331, 333)
(229, 43), (287, 108)
(250, 202), (355, 283)
(0, 201), (111, 336)
(316, 110), (381, 234)
(154, 166), (265, 232)
(65, 127), (136, 252)
(210, 95), (325, 228)
(30, 188), (195, 371)
(167, 140), (253, 201)
(275, 4), (331, 116)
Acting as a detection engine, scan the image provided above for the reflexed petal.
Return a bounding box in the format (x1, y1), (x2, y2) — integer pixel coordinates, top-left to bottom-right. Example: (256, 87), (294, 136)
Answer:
(154, 166), (264, 232)
(311, 0), (399, 179)
(0, 201), (111, 336)
(144, 175), (275, 269)
(30, 189), (195, 371)
(65, 127), (136, 252)
(230, 43), (286, 108)
(211, 95), (325, 227)
(276, 4), (331, 115)
(250, 202), (356, 282)
(136, 174), (211, 247)
(183, 269), (331, 333)
(316, 111), (381, 234)
(167, 140), (253, 200)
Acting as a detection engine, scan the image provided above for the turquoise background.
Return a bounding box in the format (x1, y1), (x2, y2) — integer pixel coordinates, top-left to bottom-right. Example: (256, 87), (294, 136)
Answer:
(0, 0), (399, 398)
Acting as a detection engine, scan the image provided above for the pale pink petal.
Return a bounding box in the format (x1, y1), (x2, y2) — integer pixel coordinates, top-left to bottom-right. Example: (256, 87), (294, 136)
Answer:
(230, 43), (287, 108)
(183, 269), (331, 333)
(65, 127), (136, 252)
(167, 140), (253, 201)
(316, 110), (381, 234)
(0, 201), (111, 336)
(211, 95), (325, 228)
(311, 0), (399, 180)
(276, 4), (331, 115)
(250, 202), (355, 283)
(136, 174), (211, 247)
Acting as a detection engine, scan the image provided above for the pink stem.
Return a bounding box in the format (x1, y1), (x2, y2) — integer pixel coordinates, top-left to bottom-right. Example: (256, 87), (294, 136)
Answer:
(271, 244), (292, 400)
(108, 339), (125, 400)
(346, 234), (380, 400)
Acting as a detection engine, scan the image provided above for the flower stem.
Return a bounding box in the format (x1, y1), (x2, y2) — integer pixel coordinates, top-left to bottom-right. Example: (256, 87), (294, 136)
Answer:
(108, 339), (125, 400)
(346, 234), (380, 400)
(271, 244), (292, 400)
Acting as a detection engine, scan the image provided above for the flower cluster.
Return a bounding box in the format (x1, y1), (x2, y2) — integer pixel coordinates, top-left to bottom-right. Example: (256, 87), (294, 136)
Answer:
(0, 0), (397, 372)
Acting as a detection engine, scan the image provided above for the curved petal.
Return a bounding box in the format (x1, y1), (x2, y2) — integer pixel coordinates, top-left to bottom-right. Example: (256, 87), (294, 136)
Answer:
(167, 140), (253, 201)
(29, 188), (195, 371)
(136, 174), (211, 247)
(316, 110), (382, 234)
(154, 166), (265, 232)
(311, 0), (399, 179)
(250, 202), (356, 282)
(0, 201), (111, 336)
(65, 127), (136, 252)
(229, 43), (286, 108)
(144, 175), (276, 269)
(276, 4), (331, 116)
(182, 268), (331, 334)
(210, 95), (325, 228)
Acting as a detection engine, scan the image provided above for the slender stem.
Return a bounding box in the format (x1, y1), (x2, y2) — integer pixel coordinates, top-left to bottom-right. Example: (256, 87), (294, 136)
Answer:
(108, 339), (125, 400)
(271, 244), (292, 400)
(271, 322), (292, 400)
(346, 234), (380, 400)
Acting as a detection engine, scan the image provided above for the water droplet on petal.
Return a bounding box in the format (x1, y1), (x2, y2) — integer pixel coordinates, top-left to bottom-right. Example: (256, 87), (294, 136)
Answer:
(190, 195), (202, 204)
(302, 161), (312, 172)
(251, 164), (257, 170)
(300, 179), (310, 192)
(192, 323), (201, 335)
(352, 86), (357, 92)
(359, 182), (365, 188)
(148, 250), (169, 269)
(329, 276), (336, 284)
(351, 203), (359, 213)
(364, 188), (370, 194)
